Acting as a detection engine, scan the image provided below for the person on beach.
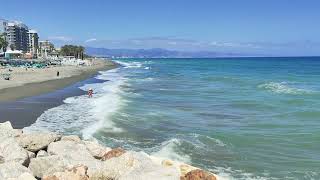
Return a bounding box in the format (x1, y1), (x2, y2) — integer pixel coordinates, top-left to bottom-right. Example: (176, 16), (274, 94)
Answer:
(57, 71), (60, 77)
(88, 88), (93, 98)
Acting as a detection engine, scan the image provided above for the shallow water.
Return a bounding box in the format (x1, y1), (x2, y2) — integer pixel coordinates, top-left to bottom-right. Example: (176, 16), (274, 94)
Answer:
(26, 57), (320, 179)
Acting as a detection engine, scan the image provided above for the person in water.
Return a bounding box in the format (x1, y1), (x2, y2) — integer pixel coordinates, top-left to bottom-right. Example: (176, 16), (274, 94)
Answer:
(88, 88), (93, 98)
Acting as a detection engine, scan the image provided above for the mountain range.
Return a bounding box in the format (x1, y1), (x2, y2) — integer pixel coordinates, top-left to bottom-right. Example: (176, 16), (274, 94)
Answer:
(85, 47), (249, 58)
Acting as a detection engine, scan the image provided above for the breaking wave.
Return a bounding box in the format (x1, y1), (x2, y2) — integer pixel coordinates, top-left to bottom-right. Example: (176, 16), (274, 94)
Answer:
(258, 82), (313, 95)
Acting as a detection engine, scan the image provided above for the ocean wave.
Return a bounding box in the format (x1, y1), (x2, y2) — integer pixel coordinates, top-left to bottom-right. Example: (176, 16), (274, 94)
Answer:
(114, 60), (143, 69)
(151, 138), (191, 163)
(210, 166), (278, 180)
(190, 133), (226, 147)
(258, 82), (313, 95)
(24, 68), (126, 139)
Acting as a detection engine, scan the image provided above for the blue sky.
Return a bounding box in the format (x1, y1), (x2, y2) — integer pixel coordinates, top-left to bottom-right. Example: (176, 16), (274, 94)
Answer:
(1, 0), (320, 56)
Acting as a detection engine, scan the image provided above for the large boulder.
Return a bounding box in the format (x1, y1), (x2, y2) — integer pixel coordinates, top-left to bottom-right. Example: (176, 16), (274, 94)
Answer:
(0, 162), (33, 179)
(0, 137), (29, 166)
(42, 165), (89, 180)
(0, 121), (22, 138)
(7, 172), (37, 180)
(101, 147), (125, 161)
(61, 135), (82, 143)
(180, 169), (217, 180)
(28, 155), (67, 178)
(47, 140), (101, 170)
(90, 151), (180, 180)
(36, 150), (48, 158)
(16, 133), (61, 152)
(83, 140), (111, 159)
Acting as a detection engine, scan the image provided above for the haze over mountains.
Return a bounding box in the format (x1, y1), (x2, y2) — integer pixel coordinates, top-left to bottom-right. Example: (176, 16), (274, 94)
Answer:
(85, 47), (251, 58)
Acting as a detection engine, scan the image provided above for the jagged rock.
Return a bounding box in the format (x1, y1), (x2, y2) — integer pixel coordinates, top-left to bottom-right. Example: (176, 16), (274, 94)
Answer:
(0, 138), (29, 166)
(42, 165), (89, 180)
(27, 151), (36, 159)
(47, 140), (100, 171)
(28, 155), (67, 178)
(162, 159), (174, 167)
(36, 150), (48, 158)
(90, 151), (180, 180)
(0, 162), (33, 179)
(83, 140), (111, 159)
(16, 133), (61, 152)
(61, 135), (82, 143)
(180, 169), (217, 180)
(7, 172), (37, 180)
(101, 147), (125, 161)
(180, 164), (198, 177)
(0, 121), (22, 138)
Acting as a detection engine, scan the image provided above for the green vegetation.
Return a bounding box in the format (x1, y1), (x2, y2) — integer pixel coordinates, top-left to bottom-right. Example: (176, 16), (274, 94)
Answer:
(0, 33), (8, 52)
(60, 45), (86, 59)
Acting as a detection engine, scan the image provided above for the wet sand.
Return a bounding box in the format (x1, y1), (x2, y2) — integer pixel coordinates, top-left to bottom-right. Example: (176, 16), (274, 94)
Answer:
(0, 60), (118, 128)
(0, 76), (108, 128)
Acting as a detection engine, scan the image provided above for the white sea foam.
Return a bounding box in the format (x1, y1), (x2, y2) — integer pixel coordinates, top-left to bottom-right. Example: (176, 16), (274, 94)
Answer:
(211, 166), (277, 180)
(196, 134), (226, 147)
(258, 82), (313, 95)
(151, 138), (191, 163)
(24, 68), (127, 139)
(114, 60), (143, 68)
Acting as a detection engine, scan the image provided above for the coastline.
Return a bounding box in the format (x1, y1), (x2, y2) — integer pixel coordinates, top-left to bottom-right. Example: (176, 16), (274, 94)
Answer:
(0, 59), (118, 102)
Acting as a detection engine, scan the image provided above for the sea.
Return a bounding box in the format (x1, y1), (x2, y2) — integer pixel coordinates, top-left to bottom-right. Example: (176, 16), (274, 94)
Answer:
(25, 57), (320, 180)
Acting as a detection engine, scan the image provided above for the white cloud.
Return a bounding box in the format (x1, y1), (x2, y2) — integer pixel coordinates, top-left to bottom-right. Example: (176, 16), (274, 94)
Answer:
(48, 36), (72, 42)
(168, 41), (177, 45)
(85, 38), (97, 43)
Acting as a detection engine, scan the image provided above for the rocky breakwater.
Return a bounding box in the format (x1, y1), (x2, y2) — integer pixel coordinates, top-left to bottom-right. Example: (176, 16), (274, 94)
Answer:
(0, 121), (219, 180)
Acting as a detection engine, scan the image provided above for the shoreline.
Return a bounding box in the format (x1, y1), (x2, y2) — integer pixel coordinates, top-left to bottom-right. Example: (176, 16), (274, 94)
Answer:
(0, 59), (118, 102)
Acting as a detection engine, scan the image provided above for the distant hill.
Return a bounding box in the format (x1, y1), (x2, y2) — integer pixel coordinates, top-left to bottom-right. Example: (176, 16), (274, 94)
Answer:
(85, 47), (246, 58)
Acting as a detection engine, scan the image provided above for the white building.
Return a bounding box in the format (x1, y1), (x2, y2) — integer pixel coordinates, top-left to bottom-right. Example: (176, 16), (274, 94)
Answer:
(27, 29), (39, 57)
(6, 21), (29, 52)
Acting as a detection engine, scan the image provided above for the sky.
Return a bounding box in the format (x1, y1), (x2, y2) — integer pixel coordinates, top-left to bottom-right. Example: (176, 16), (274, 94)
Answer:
(1, 0), (320, 56)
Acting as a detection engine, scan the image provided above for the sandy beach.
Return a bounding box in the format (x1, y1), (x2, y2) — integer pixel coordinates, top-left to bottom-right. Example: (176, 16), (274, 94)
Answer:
(0, 59), (117, 102)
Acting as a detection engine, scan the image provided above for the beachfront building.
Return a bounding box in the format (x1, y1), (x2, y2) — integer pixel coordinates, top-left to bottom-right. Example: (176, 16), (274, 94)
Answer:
(38, 40), (55, 58)
(27, 30), (39, 57)
(0, 19), (8, 34)
(6, 21), (29, 53)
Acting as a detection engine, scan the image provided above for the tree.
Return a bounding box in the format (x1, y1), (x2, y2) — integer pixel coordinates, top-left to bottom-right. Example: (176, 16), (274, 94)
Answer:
(0, 33), (8, 52)
(60, 45), (86, 59)
(10, 44), (15, 51)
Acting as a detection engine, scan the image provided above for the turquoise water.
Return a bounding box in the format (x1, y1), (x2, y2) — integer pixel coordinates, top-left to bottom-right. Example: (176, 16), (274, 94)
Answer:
(27, 57), (320, 179)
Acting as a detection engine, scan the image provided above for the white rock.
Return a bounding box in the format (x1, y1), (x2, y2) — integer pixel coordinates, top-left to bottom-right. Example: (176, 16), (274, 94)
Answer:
(83, 140), (111, 159)
(42, 165), (89, 180)
(61, 135), (82, 143)
(16, 133), (61, 152)
(0, 138), (29, 166)
(89, 151), (180, 180)
(27, 151), (36, 159)
(7, 172), (37, 180)
(47, 140), (101, 170)
(0, 162), (32, 179)
(0, 121), (21, 139)
(36, 150), (48, 158)
(28, 155), (67, 178)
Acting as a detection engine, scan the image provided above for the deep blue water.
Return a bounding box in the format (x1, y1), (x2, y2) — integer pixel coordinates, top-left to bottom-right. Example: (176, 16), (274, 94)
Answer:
(26, 57), (320, 179)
